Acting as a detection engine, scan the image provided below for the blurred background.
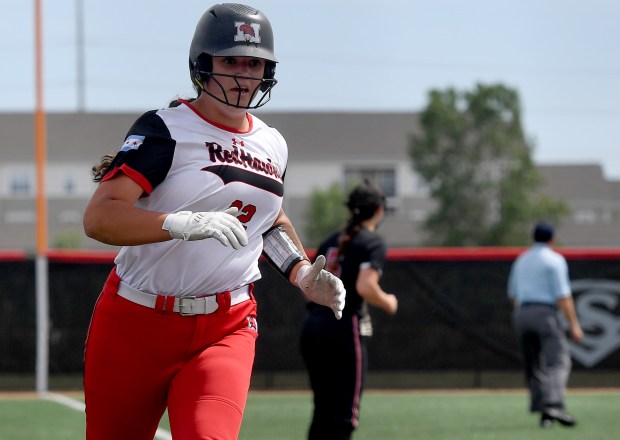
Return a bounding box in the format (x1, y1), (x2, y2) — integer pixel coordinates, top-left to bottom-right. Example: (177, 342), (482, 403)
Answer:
(1, 0), (619, 392)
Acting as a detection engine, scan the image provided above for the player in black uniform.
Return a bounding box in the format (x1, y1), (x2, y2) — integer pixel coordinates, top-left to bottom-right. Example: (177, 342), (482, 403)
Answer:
(300, 180), (398, 440)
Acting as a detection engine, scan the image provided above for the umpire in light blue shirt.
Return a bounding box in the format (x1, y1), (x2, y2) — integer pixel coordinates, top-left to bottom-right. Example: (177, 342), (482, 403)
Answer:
(507, 221), (583, 429)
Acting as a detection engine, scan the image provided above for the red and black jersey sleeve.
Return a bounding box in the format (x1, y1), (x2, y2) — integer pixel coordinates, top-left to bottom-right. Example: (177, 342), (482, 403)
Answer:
(101, 110), (176, 194)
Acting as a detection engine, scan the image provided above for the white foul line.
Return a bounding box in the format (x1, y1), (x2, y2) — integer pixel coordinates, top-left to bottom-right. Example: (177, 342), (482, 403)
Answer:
(40, 392), (173, 440)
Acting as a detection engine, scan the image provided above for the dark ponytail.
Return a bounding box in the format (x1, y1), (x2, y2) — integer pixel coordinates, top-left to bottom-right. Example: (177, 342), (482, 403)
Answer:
(326, 180), (385, 273)
(91, 154), (114, 182)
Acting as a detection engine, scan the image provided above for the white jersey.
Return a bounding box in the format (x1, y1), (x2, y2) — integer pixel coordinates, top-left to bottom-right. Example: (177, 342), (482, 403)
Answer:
(101, 100), (287, 297)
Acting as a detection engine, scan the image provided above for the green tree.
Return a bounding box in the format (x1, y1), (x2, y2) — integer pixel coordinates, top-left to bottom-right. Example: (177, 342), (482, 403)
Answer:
(53, 229), (83, 248)
(304, 182), (348, 247)
(409, 83), (568, 246)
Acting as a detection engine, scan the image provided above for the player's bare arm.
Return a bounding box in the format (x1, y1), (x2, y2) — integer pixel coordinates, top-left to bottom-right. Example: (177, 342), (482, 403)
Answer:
(84, 174), (248, 248)
(83, 174), (170, 246)
(356, 267), (398, 315)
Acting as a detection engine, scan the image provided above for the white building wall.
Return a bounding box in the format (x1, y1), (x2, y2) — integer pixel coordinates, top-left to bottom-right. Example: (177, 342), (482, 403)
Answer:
(46, 163), (98, 197)
(0, 164), (35, 197)
(284, 162), (343, 197)
(0, 162), (97, 198)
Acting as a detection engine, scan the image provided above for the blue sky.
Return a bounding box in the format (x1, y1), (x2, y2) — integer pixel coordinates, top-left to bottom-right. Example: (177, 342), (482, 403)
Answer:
(3, 0), (620, 178)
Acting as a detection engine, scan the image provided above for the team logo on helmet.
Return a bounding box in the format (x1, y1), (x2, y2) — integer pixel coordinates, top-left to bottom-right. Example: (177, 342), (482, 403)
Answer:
(234, 22), (261, 43)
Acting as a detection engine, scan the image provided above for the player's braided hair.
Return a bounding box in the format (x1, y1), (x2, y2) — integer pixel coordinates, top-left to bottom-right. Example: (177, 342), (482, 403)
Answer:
(326, 180), (385, 273)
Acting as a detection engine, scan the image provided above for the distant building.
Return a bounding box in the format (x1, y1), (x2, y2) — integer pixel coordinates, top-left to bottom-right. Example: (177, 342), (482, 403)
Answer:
(1, 111), (619, 250)
(537, 164), (620, 247)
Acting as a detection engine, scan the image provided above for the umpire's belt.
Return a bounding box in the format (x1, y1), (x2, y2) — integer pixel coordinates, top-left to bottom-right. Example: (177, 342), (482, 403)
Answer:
(117, 281), (251, 316)
(520, 301), (556, 309)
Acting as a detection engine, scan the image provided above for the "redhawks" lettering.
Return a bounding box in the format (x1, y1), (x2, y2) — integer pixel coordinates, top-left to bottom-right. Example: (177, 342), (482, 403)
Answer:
(205, 141), (281, 179)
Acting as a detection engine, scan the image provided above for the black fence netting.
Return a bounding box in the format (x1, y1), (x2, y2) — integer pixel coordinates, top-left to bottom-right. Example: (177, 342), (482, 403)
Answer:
(47, 261), (114, 373)
(1, 250), (619, 376)
(0, 261), (36, 372)
(253, 259), (521, 372)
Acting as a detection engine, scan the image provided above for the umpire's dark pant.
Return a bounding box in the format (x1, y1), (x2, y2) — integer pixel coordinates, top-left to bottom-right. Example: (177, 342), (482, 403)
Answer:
(512, 303), (571, 412)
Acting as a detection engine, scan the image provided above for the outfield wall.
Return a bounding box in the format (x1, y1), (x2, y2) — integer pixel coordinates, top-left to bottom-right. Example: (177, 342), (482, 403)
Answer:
(1, 248), (619, 389)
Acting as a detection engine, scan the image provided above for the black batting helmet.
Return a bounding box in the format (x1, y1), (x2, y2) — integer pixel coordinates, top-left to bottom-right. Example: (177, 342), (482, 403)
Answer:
(189, 3), (278, 108)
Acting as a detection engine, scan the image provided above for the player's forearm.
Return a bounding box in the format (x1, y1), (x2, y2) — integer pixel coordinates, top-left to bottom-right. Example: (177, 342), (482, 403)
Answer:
(356, 279), (390, 311)
(84, 200), (170, 245)
(361, 288), (389, 310)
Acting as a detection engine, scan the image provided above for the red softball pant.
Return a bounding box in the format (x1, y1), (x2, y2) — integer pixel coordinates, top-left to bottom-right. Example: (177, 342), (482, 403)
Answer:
(84, 269), (258, 440)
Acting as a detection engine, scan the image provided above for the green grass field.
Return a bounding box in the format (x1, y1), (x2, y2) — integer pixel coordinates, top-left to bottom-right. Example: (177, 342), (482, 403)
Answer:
(0, 390), (618, 439)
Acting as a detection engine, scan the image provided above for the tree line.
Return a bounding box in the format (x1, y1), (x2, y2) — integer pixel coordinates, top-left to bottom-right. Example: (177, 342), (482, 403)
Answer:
(305, 83), (568, 247)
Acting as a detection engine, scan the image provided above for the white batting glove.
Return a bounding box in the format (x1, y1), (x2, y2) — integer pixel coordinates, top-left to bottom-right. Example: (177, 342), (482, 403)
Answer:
(162, 207), (248, 249)
(296, 255), (346, 319)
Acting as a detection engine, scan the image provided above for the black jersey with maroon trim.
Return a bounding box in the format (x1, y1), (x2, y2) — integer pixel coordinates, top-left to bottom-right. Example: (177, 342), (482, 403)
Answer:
(316, 228), (387, 316)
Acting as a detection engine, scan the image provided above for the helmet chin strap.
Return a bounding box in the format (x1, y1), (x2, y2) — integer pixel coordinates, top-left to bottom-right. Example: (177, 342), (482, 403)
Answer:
(196, 72), (276, 109)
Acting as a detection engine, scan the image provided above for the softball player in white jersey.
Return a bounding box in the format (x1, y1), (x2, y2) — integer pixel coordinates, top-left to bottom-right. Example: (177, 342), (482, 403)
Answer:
(82, 4), (345, 439)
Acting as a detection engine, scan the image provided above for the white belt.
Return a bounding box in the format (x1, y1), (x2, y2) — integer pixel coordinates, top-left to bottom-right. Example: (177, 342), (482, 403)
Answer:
(117, 281), (251, 316)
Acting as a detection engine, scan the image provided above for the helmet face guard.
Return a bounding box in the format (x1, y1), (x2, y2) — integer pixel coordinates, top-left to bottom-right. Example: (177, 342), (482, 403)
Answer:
(194, 61), (277, 109)
(189, 3), (278, 109)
